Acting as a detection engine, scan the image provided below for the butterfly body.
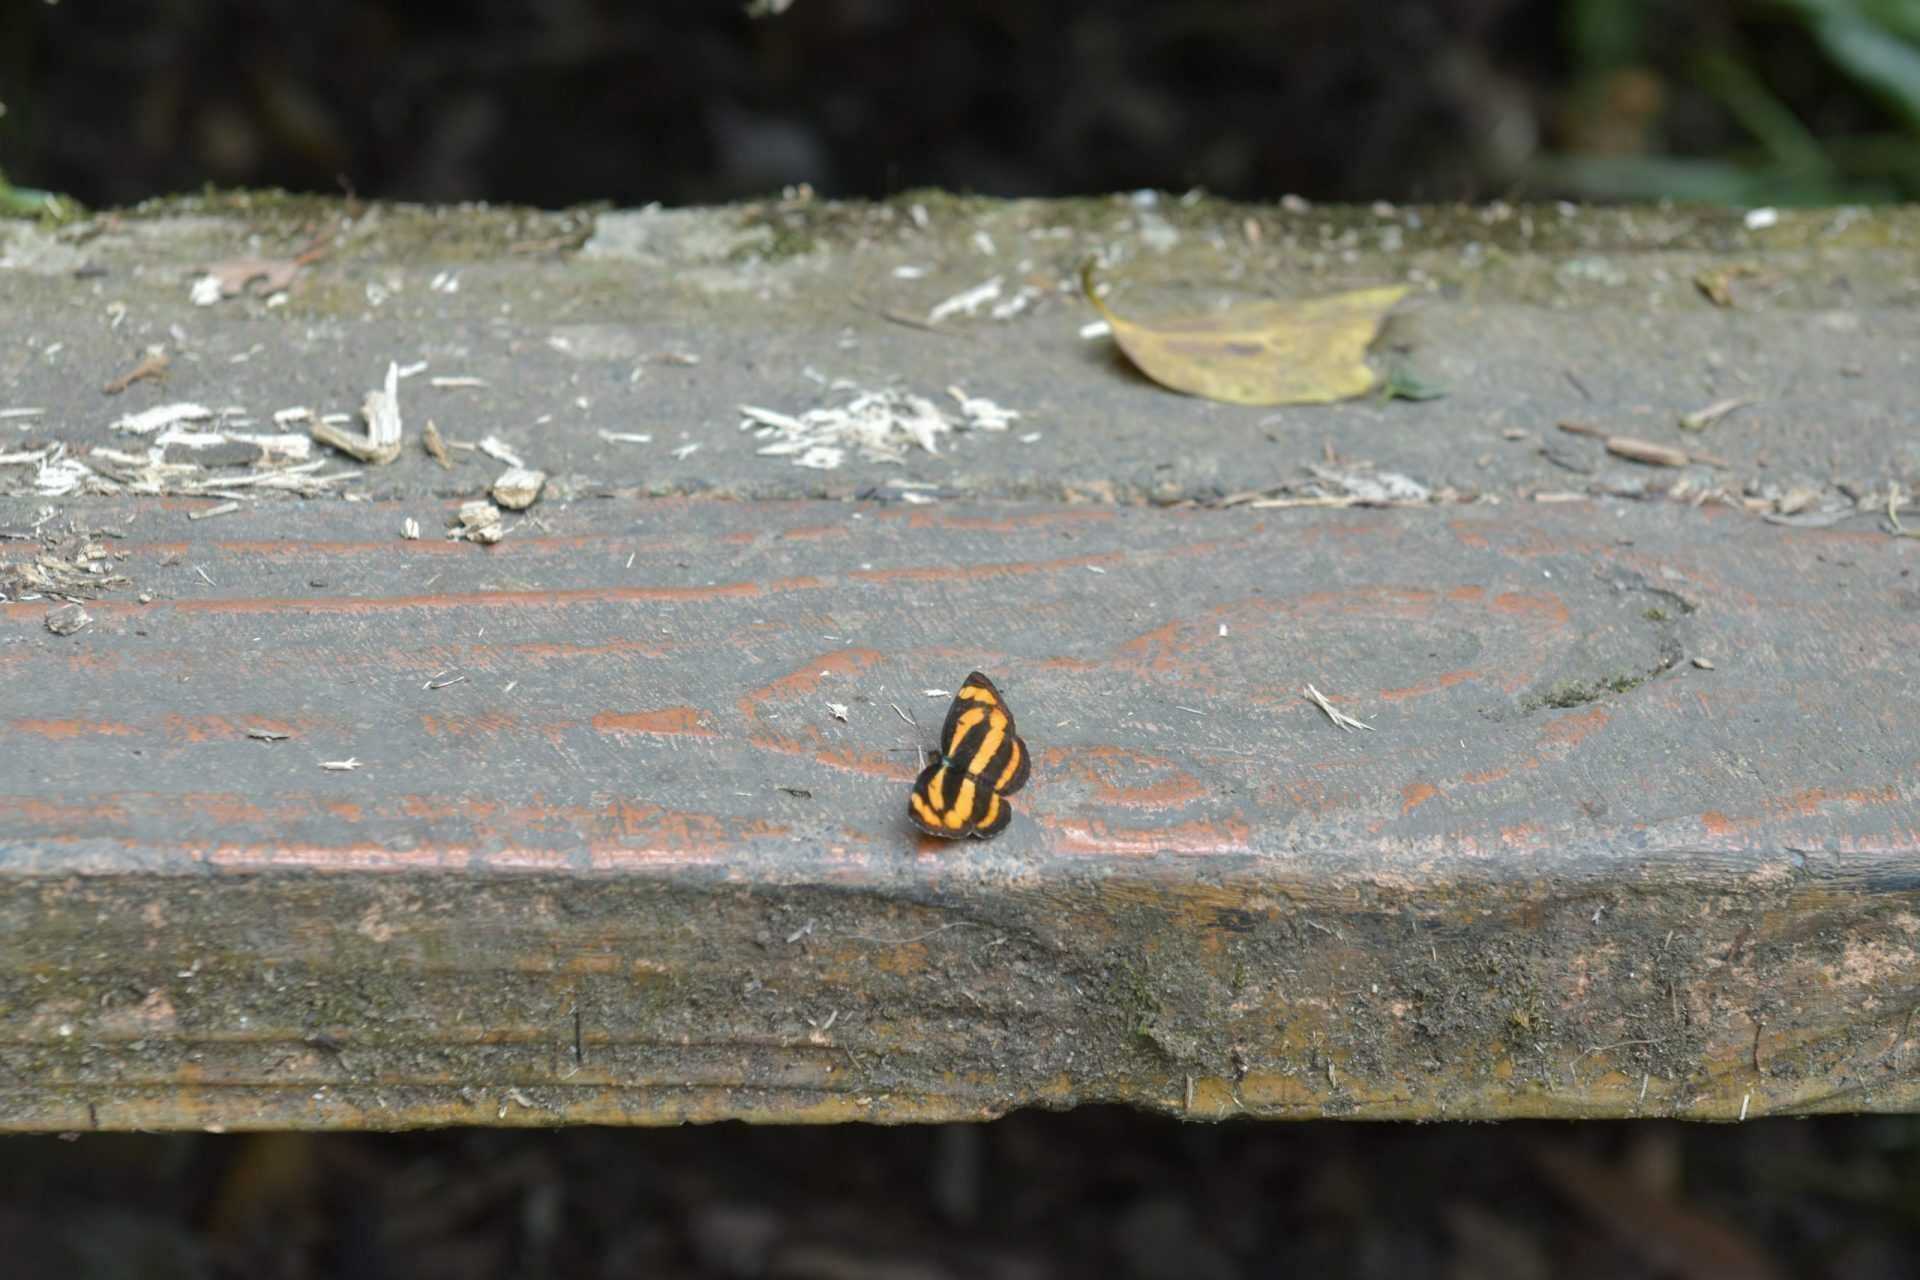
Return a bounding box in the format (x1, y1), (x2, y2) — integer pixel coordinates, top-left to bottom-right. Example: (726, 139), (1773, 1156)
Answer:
(909, 672), (1029, 839)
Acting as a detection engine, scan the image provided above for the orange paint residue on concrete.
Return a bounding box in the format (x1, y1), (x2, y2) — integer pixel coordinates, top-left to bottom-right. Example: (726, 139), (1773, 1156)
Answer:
(420, 711), (522, 738)
(9, 718), (139, 740)
(1377, 668), (1479, 703)
(1540, 706), (1609, 748)
(1040, 815), (1254, 857)
(1449, 521), (1491, 550)
(1700, 811), (1740, 839)
(1779, 785), (1902, 818)
(593, 707), (716, 737)
(173, 580), (770, 617)
(1401, 782), (1440, 814)
(738, 648), (887, 717)
(1490, 592), (1570, 625)
(1041, 746), (1207, 809)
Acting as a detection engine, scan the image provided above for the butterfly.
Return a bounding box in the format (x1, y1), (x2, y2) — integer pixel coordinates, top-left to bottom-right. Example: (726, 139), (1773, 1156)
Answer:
(908, 671), (1031, 839)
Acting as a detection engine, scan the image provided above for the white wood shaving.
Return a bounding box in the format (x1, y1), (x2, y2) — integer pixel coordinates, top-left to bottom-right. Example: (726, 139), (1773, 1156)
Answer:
(1304, 684), (1374, 732)
(742, 387), (1000, 469)
(362, 361), (403, 451)
(112, 402), (213, 435)
(477, 435), (524, 467)
(598, 430), (653, 444)
(948, 386), (1019, 431)
(927, 276), (1003, 324)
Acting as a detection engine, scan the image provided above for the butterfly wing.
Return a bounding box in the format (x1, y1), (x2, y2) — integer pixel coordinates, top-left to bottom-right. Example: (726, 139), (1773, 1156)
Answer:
(912, 672), (1028, 839)
(909, 759), (1003, 839)
(908, 759), (959, 837)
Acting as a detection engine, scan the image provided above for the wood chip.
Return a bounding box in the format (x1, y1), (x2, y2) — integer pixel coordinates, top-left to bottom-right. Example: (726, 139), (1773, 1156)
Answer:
(246, 728), (290, 742)
(1558, 421), (1726, 469)
(318, 758), (363, 772)
(1678, 397), (1752, 432)
(491, 466), (547, 510)
(112, 402), (212, 435)
(401, 517), (420, 540)
(422, 419), (452, 469)
(452, 499), (506, 545)
(44, 603), (91, 636)
(478, 435), (524, 467)
(102, 349), (170, 396)
(312, 363), (404, 464)
(188, 500), (242, 521)
(1692, 657), (1716, 670)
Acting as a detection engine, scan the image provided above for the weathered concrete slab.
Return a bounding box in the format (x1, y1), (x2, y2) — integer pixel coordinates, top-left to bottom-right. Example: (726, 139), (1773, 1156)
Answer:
(3, 197), (1918, 509)
(2, 495), (1915, 1129)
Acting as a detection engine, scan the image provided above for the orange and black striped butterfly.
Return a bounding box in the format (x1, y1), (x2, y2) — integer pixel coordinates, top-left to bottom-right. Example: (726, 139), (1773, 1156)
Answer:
(908, 671), (1030, 839)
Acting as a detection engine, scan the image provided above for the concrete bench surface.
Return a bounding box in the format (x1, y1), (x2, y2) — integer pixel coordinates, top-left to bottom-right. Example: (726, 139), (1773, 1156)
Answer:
(1, 194), (1916, 1130)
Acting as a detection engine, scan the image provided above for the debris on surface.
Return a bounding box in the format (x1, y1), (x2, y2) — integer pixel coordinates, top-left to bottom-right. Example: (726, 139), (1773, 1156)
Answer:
(192, 256), (302, 305)
(245, 728), (290, 742)
(318, 758), (363, 772)
(1693, 264), (1761, 307)
(1678, 398), (1752, 432)
(450, 499), (506, 545)
(1304, 684), (1374, 732)
(0, 528), (129, 604)
(102, 348), (170, 395)
(187, 501), (241, 521)
(926, 276), (1003, 324)
(1559, 422), (1725, 469)
(743, 383), (1021, 469)
(401, 517), (420, 540)
(112, 402), (213, 436)
(825, 702), (849, 722)
(1082, 262), (1408, 405)
(477, 435), (525, 467)
(491, 467), (546, 510)
(43, 603), (91, 636)
(312, 363), (404, 464)
(947, 386), (1019, 431)
(598, 430), (653, 445)
(422, 419), (452, 468)
(1305, 464), (1430, 506)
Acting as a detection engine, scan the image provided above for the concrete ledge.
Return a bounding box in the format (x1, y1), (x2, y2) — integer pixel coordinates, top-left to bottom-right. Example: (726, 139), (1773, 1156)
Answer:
(3, 496), (1915, 1128)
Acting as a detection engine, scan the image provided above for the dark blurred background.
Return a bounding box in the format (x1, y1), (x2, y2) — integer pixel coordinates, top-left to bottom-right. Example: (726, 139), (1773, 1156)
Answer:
(7, 1110), (1920, 1279)
(4, 0), (1920, 209)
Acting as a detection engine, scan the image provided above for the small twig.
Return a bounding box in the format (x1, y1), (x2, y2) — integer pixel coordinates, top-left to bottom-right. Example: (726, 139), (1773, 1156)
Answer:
(102, 349), (170, 396)
(1303, 684), (1373, 732)
(1557, 421), (1727, 469)
(853, 297), (973, 339)
(187, 500), (242, 521)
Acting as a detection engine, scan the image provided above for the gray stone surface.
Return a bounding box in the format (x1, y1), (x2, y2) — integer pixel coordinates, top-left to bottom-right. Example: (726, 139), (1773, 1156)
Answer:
(1, 195), (1917, 1131)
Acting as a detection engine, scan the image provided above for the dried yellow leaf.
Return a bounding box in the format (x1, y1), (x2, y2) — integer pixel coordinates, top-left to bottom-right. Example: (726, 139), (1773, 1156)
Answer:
(1082, 263), (1407, 406)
